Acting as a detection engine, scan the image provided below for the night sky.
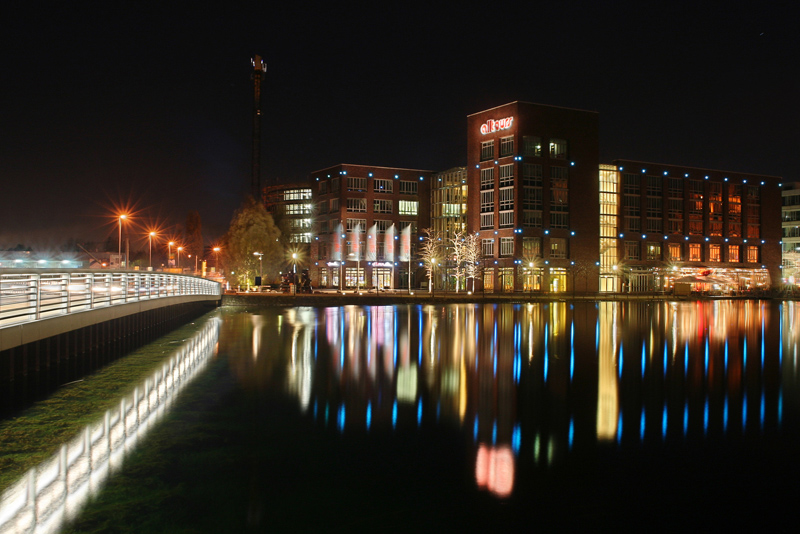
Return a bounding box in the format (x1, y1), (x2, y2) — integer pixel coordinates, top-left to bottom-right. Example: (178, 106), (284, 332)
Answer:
(1, 1), (797, 250)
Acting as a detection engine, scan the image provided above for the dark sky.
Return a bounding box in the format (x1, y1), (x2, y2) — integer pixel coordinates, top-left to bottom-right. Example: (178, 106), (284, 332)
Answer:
(1, 1), (797, 250)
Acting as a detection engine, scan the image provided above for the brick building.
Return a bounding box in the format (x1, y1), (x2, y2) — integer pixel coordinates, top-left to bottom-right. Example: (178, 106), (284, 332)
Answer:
(311, 164), (432, 289)
(603, 160), (781, 292)
(467, 102), (600, 293)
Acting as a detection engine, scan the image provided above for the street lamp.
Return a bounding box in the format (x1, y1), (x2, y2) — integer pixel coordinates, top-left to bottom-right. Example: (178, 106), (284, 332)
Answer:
(177, 246), (183, 269)
(149, 231), (156, 269)
(118, 214), (127, 268)
(292, 252), (297, 274)
(168, 241), (175, 267)
(213, 247), (221, 270)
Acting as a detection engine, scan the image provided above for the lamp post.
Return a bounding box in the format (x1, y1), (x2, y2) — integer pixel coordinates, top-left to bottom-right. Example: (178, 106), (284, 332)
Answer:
(149, 232), (156, 269)
(213, 247), (221, 271)
(177, 246), (183, 270)
(168, 242), (175, 268)
(118, 214), (127, 268)
(292, 252), (297, 274)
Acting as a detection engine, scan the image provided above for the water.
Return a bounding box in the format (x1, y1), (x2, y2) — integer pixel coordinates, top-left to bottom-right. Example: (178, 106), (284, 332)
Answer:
(4, 300), (800, 532)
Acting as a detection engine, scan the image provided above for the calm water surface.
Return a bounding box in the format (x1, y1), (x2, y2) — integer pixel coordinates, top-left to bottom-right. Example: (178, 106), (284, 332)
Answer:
(14, 300), (800, 532)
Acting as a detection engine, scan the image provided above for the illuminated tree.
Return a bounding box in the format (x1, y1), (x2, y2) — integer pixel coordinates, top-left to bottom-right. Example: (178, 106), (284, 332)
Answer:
(463, 232), (482, 289)
(221, 196), (282, 288)
(450, 230), (466, 292)
(418, 228), (443, 292)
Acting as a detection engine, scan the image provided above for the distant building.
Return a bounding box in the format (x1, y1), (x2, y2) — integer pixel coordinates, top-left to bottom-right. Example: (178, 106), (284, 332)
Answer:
(467, 101), (600, 293)
(604, 160), (781, 292)
(262, 183), (313, 244)
(310, 164), (432, 289)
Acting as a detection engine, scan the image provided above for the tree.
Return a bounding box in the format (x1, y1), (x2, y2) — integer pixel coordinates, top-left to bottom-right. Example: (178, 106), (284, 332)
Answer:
(463, 233), (482, 291)
(184, 211), (204, 260)
(450, 230), (466, 292)
(221, 196), (283, 288)
(418, 228), (444, 292)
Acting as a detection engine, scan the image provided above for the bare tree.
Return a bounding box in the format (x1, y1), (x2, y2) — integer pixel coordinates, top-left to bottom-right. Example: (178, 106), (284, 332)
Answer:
(419, 228), (444, 292)
(463, 233), (482, 291)
(450, 230), (466, 292)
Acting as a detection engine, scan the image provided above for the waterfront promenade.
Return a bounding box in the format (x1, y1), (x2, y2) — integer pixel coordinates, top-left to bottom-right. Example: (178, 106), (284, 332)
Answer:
(221, 288), (778, 307)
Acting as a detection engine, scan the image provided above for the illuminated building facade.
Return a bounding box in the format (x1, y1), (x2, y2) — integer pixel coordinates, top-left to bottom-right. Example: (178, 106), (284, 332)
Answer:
(467, 102), (600, 293)
(605, 160), (781, 292)
(781, 182), (800, 285)
(310, 164), (432, 289)
(262, 183), (313, 244)
(431, 167), (468, 290)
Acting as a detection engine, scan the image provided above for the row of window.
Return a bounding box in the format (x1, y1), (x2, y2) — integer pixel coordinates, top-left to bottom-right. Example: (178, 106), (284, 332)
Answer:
(622, 174), (761, 202)
(321, 199), (419, 215)
(317, 219), (417, 234)
(480, 236), (566, 259)
(480, 136), (567, 161)
(624, 241), (759, 263)
(318, 177), (419, 195)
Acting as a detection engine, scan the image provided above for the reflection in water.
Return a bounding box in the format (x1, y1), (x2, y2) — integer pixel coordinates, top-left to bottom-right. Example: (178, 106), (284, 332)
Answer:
(231, 300), (798, 501)
(0, 316), (220, 534)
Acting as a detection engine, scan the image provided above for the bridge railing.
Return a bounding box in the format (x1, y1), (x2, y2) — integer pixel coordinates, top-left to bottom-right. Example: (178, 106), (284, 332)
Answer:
(0, 271), (220, 327)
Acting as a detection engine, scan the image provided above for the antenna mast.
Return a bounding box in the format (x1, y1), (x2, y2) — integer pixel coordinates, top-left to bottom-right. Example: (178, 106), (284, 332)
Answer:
(251, 55), (267, 200)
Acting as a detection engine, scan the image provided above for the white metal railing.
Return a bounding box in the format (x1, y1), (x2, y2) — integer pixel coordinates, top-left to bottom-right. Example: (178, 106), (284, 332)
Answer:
(0, 270), (221, 328)
(0, 316), (220, 534)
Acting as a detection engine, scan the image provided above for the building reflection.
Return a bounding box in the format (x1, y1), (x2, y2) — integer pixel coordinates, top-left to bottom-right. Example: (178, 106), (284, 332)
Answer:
(232, 300), (791, 500)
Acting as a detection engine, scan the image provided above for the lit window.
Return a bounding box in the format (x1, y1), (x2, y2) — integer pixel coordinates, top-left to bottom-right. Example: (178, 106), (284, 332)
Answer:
(668, 243), (682, 261)
(523, 136), (542, 157)
(550, 238), (567, 259)
(689, 243), (701, 262)
(646, 242), (661, 261)
(398, 200), (418, 215)
(708, 244), (721, 262)
(549, 139), (567, 159)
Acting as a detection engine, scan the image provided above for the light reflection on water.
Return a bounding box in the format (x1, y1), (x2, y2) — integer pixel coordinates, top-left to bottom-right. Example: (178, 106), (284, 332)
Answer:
(0, 316), (221, 534)
(233, 300), (800, 501)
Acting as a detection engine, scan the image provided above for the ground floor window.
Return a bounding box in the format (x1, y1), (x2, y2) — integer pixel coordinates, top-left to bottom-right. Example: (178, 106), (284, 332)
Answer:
(550, 268), (567, 292)
(522, 268), (543, 292)
(372, 268), (392, 289)
(499, 268), (514, 292)
(483, 268), (494, 291)
(599, 275), (619, 292)
(345, 267), (364, 288)
(319, 267), (329, 288)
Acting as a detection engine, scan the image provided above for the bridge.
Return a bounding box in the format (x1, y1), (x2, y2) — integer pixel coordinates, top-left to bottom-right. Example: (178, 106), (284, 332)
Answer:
(0, 270), (221, 410)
